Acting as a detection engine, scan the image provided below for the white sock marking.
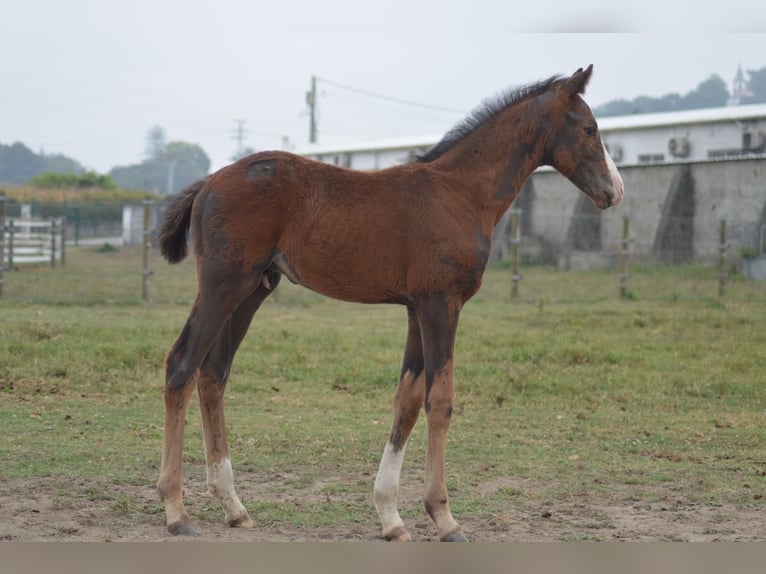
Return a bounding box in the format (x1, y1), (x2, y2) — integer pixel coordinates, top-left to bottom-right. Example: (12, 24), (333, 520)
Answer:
(374, 442), (406, 535)
(207, 457), (247, 522)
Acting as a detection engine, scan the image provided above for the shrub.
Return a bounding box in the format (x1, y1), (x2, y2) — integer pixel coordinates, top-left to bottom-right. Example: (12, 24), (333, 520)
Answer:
(28, 171), (118, 190)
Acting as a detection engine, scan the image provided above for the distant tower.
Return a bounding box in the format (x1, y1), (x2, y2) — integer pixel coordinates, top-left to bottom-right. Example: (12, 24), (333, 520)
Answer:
(728, 64), (752, 106)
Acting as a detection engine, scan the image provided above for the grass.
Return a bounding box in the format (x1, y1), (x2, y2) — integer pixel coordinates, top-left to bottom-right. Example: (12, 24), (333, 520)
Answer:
(1, 247), (765, 536)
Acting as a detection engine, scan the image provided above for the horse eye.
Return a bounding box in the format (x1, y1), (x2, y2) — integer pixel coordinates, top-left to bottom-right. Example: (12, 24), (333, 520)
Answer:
(584, 126), (597, 136)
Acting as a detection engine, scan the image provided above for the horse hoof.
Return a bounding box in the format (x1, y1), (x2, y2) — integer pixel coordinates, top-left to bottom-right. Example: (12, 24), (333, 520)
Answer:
(228, 513), (254, 529)
(384, 526), (412, 542)
(444, 531), (468, 542)
(168, 520), (196, 536)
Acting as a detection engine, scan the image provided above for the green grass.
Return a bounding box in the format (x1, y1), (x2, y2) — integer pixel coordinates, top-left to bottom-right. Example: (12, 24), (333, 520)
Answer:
(1, 247), (765, 534)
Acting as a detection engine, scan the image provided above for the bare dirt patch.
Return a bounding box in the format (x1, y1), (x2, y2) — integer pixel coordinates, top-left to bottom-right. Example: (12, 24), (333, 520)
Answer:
(1, 473), (762, 542)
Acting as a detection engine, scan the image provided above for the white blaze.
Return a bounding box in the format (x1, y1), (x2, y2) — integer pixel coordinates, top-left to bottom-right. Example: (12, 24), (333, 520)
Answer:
(603, 142), (624, 206)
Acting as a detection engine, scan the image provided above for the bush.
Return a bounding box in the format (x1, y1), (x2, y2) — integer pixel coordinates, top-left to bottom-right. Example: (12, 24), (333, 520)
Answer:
(28, 171), (118, 190)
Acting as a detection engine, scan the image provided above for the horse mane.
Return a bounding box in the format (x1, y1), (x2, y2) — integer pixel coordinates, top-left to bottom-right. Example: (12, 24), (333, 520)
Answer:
(415, 75), (565, 163)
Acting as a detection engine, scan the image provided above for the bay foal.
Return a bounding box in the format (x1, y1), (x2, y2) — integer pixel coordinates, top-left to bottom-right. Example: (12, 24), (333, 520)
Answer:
(156, 65), (623, 541)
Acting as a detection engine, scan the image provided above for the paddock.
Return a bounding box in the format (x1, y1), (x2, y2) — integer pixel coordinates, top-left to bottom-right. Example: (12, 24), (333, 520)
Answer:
(0, 247), (764, 541)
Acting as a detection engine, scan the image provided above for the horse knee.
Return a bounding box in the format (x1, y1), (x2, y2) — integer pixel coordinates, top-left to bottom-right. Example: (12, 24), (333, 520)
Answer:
(425, 398), (454, 427)
(197, 370), (227, 416)
(163, 357), (199, 414)
(165, 361), (194, 391)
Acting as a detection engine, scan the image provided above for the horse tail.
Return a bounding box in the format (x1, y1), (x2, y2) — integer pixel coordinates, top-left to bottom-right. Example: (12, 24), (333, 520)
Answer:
(159, 179), (206, 264)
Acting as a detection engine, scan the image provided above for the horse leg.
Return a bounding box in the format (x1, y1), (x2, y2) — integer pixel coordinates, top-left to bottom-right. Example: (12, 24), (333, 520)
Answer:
(417, 295), (467, 542)
(197, 274), (281, 529)
(157, 351), (198, 536)
(374, 306), (425, 542)
(157, 272), (259, 536)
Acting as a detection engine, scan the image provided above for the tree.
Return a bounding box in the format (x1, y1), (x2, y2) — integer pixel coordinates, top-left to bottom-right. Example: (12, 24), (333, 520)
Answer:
(145, 125), (167, 159)
(741, 66), (766, 104)
(163, 141), (211, 194)
(0, 142), (42, 184)
(43, 153), (84, 175)
(165, 142), (210, 174)
(594, 99), (635, 117)
(681, 74), (729, 109)
(594, 73), (730, 117)
(656, 93), (683, 113)
(110, 134), (211, 194)
(0, 142), (83, 185)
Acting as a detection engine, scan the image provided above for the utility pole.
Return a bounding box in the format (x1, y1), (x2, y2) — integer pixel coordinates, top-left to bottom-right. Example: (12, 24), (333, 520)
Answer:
(232, 119), (247, 159)
(166, 158), (177, 195)
(306, 75), (318, 143)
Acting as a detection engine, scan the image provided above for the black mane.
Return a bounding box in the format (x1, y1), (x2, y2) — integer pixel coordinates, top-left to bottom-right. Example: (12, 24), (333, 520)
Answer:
(416, 75), (564, 163)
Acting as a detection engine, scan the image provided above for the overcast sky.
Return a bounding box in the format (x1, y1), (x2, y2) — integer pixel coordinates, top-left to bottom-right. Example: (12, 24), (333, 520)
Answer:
(3, 1), (765, 174)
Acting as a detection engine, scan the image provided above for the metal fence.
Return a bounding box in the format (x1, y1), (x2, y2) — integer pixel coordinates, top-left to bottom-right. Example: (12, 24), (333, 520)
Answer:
(0, 197), (158, 300)
(495, 208), (766, 300)
(1, 199), (123, 246)
(1, 196), (765, 304)
(2, 218), (66, 268)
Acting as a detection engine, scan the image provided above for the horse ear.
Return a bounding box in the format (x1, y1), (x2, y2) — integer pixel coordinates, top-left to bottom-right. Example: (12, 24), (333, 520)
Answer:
(562, 64), (593, 97)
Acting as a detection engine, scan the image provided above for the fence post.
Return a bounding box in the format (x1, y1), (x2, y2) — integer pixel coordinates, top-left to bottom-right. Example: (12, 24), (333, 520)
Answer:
(50, 217), (57, 268)
(718, 219), (727, 298)
(619, 216), (630, 299)
(0, 193), (5, 297)
(142, 201), (154, 302)
(59, 218), (67, 267)
(510, 209), (521, 300)
(74, 206), (81, 246)
(8, 218), (14, 271)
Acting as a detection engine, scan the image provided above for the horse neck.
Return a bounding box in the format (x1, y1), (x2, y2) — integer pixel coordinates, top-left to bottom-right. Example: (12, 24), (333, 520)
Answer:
(433, 96), (553, 225)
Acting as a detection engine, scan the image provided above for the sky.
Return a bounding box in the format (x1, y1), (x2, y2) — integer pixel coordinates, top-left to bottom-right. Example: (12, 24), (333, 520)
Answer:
(2, 1), (766, 174)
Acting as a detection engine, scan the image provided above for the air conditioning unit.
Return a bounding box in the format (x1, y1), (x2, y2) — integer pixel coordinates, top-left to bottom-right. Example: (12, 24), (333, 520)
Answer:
(742, 130), (766, 152)
(668, 137), (690, 158)
(604, 142), (623, 163)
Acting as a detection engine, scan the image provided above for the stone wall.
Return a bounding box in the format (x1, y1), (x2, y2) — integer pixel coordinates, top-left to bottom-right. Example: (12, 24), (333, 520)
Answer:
(493, 157), (766, 268)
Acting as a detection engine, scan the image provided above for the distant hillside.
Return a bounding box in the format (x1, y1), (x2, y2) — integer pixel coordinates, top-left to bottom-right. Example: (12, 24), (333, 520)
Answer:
(0, 142), (84, 185)
(594, 66), (766, 117)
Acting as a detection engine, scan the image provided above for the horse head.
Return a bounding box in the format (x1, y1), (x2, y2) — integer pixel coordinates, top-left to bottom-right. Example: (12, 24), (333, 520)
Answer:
(545, 65), (624, 209)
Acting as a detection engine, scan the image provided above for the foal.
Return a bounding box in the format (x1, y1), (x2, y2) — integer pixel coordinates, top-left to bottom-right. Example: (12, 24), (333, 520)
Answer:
(156, 65), (623, 541)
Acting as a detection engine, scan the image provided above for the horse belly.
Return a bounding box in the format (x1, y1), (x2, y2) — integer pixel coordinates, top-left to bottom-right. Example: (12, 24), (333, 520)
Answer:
(278, 233), (409, 305)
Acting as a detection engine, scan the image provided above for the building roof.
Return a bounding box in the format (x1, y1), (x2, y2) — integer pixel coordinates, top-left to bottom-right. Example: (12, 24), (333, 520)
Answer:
(293, 103), (766, 157)
(596, 102), (766, 132)
(293, 134), (440, 157)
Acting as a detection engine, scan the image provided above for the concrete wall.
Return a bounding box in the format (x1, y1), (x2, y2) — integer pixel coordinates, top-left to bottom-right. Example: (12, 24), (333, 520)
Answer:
(498, 157), (766, 268)
(122, 203), (160, 247)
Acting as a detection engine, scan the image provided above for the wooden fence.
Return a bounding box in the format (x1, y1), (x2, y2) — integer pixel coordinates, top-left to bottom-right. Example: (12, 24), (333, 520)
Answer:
(507, 214), (741, 300)
(2, 217), (66, 268)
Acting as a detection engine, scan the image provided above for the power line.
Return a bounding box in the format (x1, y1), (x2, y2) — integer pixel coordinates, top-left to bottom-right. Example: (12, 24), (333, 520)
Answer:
(316, 77), (467, 115)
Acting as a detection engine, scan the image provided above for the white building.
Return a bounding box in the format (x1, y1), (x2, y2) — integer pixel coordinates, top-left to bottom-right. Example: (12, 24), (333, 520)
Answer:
(598, 103), (766, 165)
(294, 103), (766, 170)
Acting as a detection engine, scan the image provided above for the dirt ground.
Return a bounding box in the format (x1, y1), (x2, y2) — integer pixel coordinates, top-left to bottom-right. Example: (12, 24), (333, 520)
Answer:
(1, 472), (763, 542)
